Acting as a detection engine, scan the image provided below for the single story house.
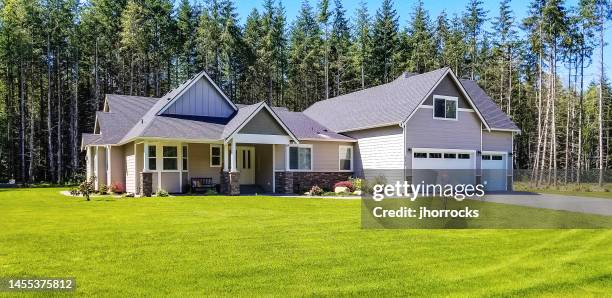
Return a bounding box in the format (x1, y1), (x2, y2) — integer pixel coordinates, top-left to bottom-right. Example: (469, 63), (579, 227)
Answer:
(82, 67), (519, 195)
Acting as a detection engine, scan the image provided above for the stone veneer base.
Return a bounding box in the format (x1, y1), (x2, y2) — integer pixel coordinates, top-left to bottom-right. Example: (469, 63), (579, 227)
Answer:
(274, 171), (352, 194)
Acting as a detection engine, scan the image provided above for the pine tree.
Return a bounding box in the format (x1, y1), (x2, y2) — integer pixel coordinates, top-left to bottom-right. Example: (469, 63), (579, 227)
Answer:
(329, 0), (352, 96)
(371, 0), (399, 84)
(406, 0), (435, 73)
(463, 0), (487, 79)
(350, 1), (371, 89)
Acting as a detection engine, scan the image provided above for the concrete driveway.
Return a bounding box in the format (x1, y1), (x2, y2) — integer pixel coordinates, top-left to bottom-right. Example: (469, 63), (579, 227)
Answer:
(482, 192), (612, 216)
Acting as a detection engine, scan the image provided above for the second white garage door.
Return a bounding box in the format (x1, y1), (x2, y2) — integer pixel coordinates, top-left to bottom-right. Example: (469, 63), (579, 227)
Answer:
(481, 152), (507, 191)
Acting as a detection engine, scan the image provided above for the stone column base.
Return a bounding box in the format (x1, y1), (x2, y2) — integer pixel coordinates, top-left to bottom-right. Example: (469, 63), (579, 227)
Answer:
(140, 172), (152, 197)
(221, 171), (240, 195)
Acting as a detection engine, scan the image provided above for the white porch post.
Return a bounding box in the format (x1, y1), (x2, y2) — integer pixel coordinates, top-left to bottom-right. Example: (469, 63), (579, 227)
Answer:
(230, 138), (237, 172)
(223, 142), (229, 171)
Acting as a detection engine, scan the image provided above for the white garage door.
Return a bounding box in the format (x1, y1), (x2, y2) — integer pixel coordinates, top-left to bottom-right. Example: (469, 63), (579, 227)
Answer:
(481, 153), (506, 191)
(412, 150), (476, 185)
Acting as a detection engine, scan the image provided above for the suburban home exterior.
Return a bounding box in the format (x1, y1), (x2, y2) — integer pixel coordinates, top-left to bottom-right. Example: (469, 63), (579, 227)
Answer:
(82, 67), (519, 195)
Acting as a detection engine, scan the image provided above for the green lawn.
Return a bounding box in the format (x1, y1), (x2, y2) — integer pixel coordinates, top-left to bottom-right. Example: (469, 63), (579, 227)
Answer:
(514, 182), (612, 199)
(0, 188), (611, 296)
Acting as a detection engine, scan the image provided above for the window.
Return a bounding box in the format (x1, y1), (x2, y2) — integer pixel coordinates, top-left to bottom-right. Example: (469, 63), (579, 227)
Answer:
(433, 96), (457, 120)
(414, 152), (427, 158)
(288, 145), (312, 171)
(182, 145), (188, 171)
(147, 145), (157, 171)
(444, 153), (456, 159)
(429, 153), (442, 158)
(458, 153), (470, 159)
(482, 155), (491, 160)
(210, 145), (222, 167)
(163, 146), (178, 170)
(492, 155), (503, 160)
(339, 146), (353, 171)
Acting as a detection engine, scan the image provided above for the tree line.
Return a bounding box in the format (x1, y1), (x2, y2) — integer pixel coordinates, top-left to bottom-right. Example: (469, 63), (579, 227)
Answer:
(0, 0), (610, 184)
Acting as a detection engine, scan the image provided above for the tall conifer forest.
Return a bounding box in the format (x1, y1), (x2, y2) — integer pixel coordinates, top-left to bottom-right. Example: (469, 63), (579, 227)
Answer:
(0, 0), (610, 184)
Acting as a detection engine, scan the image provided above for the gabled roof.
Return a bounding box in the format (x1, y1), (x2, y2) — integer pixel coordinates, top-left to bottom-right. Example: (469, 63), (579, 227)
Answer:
(221, 102), (299, 142)
(304, 68), (518, 133)
(304, 68), (451, 132)
(274, 109), (355, 142)
(461, 80), (520, 131)
(156, 70), (238, 115)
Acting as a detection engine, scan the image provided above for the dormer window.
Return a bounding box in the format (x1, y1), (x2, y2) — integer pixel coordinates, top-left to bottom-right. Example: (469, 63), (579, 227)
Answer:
(433, 96), (457, 120)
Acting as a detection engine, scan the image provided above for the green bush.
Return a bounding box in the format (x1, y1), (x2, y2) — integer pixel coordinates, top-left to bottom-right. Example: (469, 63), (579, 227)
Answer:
(99, 184), (108, 195)
(79, 176), (96, 201)
(204, 189), (218, 195)
(349, 177), (363, 191)
(156, 189), (169, 197)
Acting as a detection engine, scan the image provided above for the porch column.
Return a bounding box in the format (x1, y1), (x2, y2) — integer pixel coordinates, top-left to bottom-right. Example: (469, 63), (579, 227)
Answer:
(230, 138), (237, 172)
(223, 142), (229, 171)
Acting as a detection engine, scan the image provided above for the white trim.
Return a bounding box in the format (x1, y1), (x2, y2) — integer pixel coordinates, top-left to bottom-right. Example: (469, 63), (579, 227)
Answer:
(224, 102), (299, 144)
(157, 71), (238, 115)
(419, 105), (475, 113)
(402, 68), (491, 130)
(230, 139), (237, 172)
(272, 145), (276, 193)
(106, 145), (112, 186)
(338, 122), (402, 133)
(223, 142), (229, 171)
(412, 147), (477, 153)
(161, 145), (179, 171)
(481, 150), (508, 155)
(234, 133), (291, 144)
(181, 144), (189, 173)
(210, 144), (222, 167)
(296, 137), (357, 143)
(490, 128), (521, 133)
(338, 145), (353, 172)
(285, 144), (313, 172)
(432, 95), (459, 121)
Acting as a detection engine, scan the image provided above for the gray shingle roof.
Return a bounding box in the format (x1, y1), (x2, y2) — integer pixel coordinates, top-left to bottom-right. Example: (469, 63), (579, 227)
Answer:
(460, 80), (519, 131)
(274, 109), (355, 141)
(81, 133), (104, 148)
(304, 68), (450, 132)
(304, 68), (519, 133)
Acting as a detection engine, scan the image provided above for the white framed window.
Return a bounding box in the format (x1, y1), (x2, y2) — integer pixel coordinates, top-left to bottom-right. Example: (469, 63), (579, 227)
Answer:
(163, 146), (178, 170)
(210, 145), (222, 167)
(339, 145), (353, 171)
(146, 145), (157, 171)
(287, 144), (312, 171)
(182, 145), (188, 171)
(433, 95), (458, 120)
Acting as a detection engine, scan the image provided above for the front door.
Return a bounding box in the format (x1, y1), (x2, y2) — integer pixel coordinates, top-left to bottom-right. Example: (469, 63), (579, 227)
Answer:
(237, 146), (255, 184)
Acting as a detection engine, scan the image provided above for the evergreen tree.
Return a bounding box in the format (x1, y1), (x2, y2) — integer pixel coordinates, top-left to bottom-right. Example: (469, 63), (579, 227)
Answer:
(462, 0), (487, 79)
(329, 0), (352, 96)
(406, 0), (435, 73)
(350, 1), (371, 89)
(371, 0), (399, 84)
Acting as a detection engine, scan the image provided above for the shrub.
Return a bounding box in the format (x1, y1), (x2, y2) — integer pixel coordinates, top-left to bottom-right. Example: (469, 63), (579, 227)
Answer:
(349, 177), (363, 191)
(334, 181), (355, 192)
(156, 189), (169, 197)
(309, 185), (323, 196)
(99, 184), (108, 195)
(109, 182), (124, 194)
(79, 176), (96, 201)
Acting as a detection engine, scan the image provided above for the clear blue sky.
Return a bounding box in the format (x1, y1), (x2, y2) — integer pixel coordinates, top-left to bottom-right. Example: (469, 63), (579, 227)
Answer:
(230, 0), (610, 84)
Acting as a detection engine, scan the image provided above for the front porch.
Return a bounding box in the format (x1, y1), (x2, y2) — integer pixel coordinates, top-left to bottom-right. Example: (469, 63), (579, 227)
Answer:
(134, 138), (282, 196)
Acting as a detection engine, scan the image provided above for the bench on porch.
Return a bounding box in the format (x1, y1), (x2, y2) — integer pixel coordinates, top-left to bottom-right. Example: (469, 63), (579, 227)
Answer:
(191, 177), (215, 193)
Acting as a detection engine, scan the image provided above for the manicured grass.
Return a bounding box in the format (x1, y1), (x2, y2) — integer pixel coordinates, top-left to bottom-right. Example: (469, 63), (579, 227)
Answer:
(0, 188), (611, 296)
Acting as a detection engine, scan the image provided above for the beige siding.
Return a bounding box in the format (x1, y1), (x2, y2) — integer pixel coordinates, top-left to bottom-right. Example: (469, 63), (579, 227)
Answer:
(160, 172), (181, 193)
(109, 146), (125, 188)
(255, 144), (274, 192)
(188, 143), (223, 184)
(274, 141), (354, 172)
(95, 146), (107, 190)
(274, 144), (285, 170)
(124, 142), (136, 193)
